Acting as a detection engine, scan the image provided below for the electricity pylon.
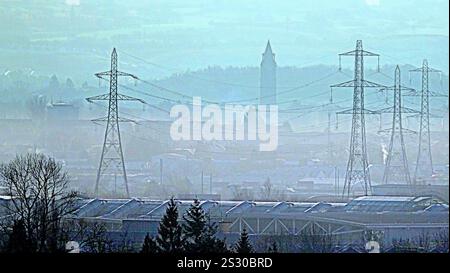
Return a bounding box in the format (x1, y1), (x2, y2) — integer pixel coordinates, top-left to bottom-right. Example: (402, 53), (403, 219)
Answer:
(376, 66), (419, 185)
(86, 48), (144, 198)
(405, 59), (446, 184)
(331, 40), (385, 197)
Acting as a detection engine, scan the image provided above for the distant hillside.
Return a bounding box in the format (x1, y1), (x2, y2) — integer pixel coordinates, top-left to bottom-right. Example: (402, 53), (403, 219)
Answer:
(150, 64), (449, 107)
(1, 64), (448, 123)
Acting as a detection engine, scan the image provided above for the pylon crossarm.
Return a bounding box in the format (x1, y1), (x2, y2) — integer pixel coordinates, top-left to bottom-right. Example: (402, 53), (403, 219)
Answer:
(375, 106), (394, 114)
(379, 86), (415, 92)
(402, 128), (418, 135)
(400, 86), (416, 93)
(409, 67), (422, 72)
(96, 71), (139, 80)
(400, 106), (420, 114)
(91, 116), (138, 123)
(404, 89), (448, 97)
(375, 106), (419, 114)
(377, 128), (391, 135)
(410, 67), (441, 73)
(337, 108), (378, 115)
(95, 71), (112, 78)
(427, 67), (441, 73)
(403, 89), (420, 96)
(428, 91), (448, 97)
(117, 93), (146, 104)
(339, 50), (379, 57)
(378, 127), (417, 135)
(331, 80), (386, 89)
(331, 80), (355, 88)
(86, 93), (110, 102)
(117, 71), (139, 79)
(362, 80), (386, 88)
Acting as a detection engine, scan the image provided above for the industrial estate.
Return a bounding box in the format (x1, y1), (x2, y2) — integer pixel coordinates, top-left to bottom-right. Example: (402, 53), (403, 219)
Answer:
(0, 1), (448, 254)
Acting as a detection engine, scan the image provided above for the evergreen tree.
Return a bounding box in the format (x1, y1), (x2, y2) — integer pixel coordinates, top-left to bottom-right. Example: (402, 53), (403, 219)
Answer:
(182, 199), (206, 251)
(199, 220), (229, 253)
(141, 233), (159, 254)
(7, 219), (32, 253)
(182, 199), (228, 253)
(235, 228), (253, 253)
(156, 198), (184, 253)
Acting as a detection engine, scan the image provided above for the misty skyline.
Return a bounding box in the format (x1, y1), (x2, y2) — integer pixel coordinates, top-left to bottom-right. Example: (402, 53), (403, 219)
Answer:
(0, 0), (448, 82)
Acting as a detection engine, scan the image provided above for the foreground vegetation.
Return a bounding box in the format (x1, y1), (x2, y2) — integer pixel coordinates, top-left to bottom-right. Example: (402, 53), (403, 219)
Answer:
(0, 153), (448, 254)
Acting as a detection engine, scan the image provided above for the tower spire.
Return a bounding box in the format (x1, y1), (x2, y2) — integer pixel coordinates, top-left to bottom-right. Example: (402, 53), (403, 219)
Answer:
(264, 40), (273, 54)
(260, 40), (277, 105)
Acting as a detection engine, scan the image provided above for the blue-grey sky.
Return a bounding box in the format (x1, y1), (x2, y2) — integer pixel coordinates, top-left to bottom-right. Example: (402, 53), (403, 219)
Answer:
(0, 0), (448, 80)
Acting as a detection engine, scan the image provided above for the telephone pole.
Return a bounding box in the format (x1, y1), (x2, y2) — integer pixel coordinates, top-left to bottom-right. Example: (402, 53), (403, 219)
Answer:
(86, 48), (144, 198)
(331, 40), (385, 197)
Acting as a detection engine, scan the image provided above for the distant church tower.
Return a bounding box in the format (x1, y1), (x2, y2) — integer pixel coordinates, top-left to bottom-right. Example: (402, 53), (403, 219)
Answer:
(260, 40), (277, 105)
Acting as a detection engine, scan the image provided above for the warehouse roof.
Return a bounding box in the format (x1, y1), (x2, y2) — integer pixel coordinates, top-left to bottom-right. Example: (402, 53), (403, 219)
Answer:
(67, 195), (447, 220)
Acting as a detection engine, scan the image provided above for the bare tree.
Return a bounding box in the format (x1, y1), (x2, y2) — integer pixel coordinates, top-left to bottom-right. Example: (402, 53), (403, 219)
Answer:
(391, 231), (449, 253)
(260, 177), (273, 200)
(62, 219), (112, 253)
(433, 230), (449, 252)
(230, 185), (254, 201)
(26, 95), (47, 120)
(298, 225), (336, 253)
(0, 153), (78, 253)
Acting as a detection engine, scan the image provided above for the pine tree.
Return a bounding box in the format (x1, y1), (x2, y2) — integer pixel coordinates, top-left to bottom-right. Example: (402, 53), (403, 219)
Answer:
(7, 219), (31, 253)
(141, 233), (159, 254)
(182, 199), (206, 251)
(156, 198), (184, 253)
(235, 228), (253, 253)
(199, 221), (229, 253)
(182, 200), (229, 253)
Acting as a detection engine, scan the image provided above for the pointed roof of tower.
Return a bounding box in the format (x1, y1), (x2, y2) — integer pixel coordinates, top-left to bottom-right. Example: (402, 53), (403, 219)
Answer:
(264, 40), (273, 55)
(262, 40), (276, 63)
(395, 65), (400, 75)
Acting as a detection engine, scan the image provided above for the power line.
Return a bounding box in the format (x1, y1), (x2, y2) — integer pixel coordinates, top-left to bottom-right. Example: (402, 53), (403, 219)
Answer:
(121, 50), (342, 90)
(120, 50), (344, 104)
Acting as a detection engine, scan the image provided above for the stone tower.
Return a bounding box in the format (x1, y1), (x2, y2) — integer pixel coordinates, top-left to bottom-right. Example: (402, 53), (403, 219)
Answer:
(260, 40), (277, 105)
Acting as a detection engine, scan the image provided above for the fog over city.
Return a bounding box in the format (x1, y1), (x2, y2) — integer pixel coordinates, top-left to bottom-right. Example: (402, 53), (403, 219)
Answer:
(0, 0), (448, 254)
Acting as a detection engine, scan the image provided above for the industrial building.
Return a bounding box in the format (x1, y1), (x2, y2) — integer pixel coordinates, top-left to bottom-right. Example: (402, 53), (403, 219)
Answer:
(48, 195), (448, 251)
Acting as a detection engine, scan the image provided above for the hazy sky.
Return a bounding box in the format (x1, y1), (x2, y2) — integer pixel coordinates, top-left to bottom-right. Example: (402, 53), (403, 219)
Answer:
(0, 0), (448, 79)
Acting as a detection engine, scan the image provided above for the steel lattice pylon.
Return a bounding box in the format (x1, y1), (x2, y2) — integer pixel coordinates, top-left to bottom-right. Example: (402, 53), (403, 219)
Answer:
(377, 66), (419, 185)
(405, 60), (445, 184)
(86, 48), (144, 197)
(331, 40), (385, 197)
